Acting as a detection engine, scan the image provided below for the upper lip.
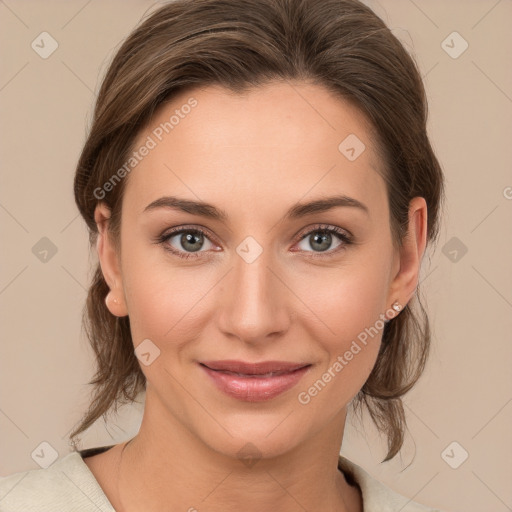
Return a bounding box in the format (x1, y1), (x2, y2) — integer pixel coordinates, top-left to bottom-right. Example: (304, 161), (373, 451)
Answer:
(200, 360), (311, 375)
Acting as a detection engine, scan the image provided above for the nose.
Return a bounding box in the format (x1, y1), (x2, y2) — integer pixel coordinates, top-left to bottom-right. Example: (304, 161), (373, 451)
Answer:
(216, 248), (291, 345)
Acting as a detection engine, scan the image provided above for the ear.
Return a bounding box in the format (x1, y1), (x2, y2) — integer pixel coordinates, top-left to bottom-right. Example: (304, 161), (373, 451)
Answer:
(94, 202), (128, 317)
(387, 196), (428, 308)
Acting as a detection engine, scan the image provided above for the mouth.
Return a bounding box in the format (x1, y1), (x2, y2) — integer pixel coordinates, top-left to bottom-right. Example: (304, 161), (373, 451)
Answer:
(199, 360), (312, 401)
(200, 360), (310, 375)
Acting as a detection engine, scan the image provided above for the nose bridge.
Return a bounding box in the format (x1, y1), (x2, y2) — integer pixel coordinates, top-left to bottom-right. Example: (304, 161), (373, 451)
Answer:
(218, 244), (289, 343)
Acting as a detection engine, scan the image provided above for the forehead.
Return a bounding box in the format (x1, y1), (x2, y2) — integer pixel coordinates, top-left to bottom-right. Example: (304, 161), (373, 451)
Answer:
(123, 81), (387, 220)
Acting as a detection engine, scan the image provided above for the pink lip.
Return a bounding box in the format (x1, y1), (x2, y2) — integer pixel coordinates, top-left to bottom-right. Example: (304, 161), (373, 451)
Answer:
(199, 360), (312, 402)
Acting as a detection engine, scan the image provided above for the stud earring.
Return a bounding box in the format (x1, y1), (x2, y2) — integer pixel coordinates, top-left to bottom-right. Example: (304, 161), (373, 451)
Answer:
(392, 301), (402, 312)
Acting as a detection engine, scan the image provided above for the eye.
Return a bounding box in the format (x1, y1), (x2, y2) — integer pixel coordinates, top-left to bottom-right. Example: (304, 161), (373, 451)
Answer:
(293, 224), (353, 258)
(156, 225), (218, 260)
(155, 223), (353, 260)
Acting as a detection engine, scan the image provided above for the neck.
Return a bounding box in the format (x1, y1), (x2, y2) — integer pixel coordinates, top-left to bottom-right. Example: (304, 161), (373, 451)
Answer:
(113, 397), (361, 512)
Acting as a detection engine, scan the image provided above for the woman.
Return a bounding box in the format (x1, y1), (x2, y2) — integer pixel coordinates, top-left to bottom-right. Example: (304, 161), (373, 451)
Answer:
(0, 0), (447, 510)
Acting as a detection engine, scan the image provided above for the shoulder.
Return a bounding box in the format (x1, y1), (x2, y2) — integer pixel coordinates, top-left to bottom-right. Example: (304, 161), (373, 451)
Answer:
(338, 455), (452, 512)
(0, 450), (115, 512)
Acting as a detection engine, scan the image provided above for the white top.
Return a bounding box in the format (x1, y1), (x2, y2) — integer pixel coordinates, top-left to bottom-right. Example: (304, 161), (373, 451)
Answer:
(0, 446), (447, 511)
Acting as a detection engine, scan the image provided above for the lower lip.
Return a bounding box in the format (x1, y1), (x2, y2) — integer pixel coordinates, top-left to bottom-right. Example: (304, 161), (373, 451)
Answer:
(200, 364), (311, 402)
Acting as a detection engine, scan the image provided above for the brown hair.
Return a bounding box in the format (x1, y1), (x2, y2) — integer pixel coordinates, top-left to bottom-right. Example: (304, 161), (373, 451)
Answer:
(71, 0), (445, 462)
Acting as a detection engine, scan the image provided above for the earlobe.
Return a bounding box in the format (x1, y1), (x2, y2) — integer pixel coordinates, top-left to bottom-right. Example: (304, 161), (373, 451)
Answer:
(94, 203), (128, 317)
(105, 290), (127, 317)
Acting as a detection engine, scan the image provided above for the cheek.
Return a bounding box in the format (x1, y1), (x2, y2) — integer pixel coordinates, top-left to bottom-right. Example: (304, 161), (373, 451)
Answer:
(293, 267), (389, 415)
(119, 238), (214, 349)
(290, 250), (391, 392)
(293, 253), (391, 342)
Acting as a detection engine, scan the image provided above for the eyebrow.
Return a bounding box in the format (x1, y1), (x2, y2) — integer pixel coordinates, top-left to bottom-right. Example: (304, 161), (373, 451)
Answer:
(142, 194), (369, 221)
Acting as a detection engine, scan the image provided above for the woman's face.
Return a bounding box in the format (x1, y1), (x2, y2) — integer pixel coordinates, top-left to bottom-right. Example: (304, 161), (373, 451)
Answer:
(96, 81), (425, 459)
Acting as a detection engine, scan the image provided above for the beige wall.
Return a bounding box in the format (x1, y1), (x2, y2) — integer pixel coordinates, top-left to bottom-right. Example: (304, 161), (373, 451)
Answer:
(1, 1), (511, 511)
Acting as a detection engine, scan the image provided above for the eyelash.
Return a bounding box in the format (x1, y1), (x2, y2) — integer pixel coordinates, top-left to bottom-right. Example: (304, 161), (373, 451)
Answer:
(155, 223), (353, 261)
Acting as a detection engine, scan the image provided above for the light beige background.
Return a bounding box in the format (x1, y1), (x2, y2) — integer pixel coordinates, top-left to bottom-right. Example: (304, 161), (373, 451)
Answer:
(1, 1), (511, 511)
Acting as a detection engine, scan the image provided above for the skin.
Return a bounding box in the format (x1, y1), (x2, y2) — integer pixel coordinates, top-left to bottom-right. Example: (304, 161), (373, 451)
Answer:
(86, 81), (427, 512)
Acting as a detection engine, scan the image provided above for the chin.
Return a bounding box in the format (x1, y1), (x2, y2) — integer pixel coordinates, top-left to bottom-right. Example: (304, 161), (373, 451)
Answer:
(196, 413), (307, 462)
